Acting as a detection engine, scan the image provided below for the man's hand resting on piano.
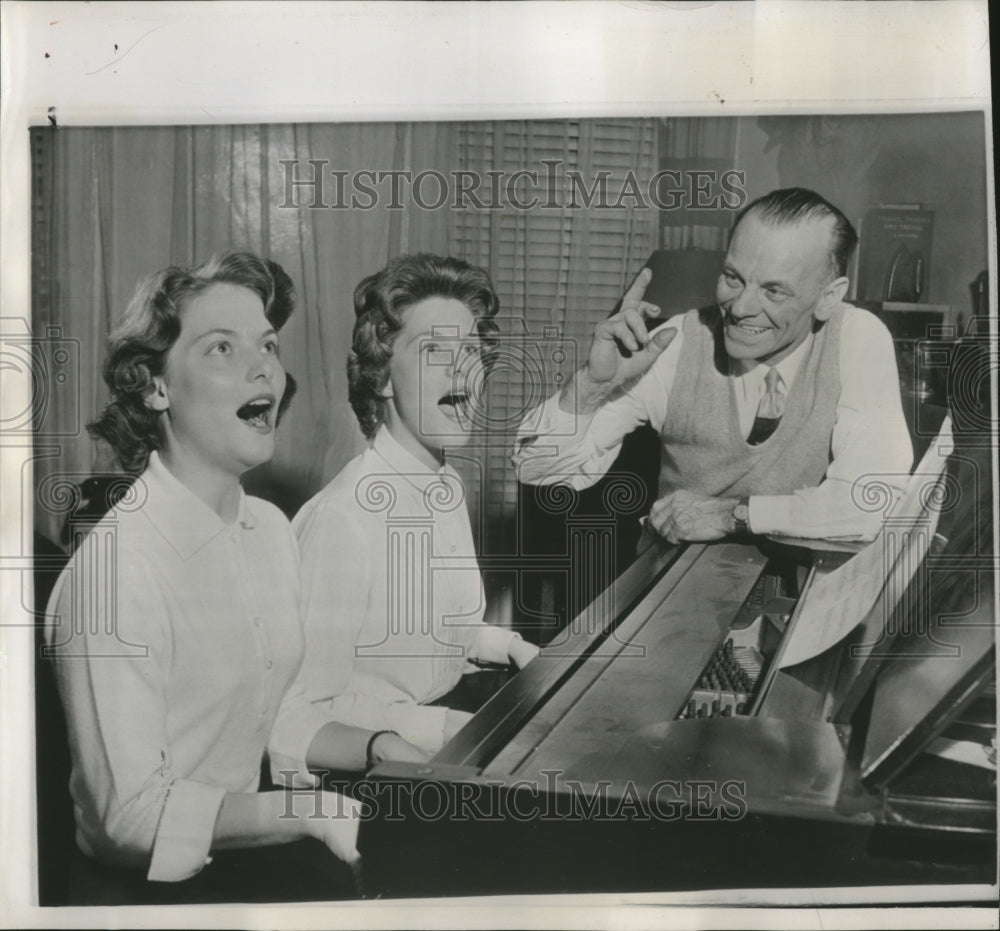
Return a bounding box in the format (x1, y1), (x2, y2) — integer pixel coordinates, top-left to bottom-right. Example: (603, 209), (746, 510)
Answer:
(648, 490), (739, 544)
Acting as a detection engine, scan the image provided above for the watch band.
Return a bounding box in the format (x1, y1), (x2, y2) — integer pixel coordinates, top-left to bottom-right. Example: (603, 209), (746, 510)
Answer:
(733, 496), (751, 536)
(365, 730), (399, 770)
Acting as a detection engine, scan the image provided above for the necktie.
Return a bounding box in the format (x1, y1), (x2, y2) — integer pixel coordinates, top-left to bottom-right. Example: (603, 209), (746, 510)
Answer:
(747, 367), (785, 445)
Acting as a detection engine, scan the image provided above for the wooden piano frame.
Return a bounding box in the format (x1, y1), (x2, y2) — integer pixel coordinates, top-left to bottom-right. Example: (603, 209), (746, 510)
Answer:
(360, 436), (996, 899)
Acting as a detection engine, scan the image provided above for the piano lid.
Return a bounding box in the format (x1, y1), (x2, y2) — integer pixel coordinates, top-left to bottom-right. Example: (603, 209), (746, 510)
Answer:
(860, 434), (996, 790)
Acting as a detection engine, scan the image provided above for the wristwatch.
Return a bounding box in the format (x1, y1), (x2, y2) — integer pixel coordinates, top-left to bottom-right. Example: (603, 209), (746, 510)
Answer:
(732, 496), (751, 536)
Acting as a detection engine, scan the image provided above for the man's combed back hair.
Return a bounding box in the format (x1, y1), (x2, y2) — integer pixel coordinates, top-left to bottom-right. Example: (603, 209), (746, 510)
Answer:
(732, 187), (859, 282)
(88, 251), (296, 475)
(348, 253), (500, 439)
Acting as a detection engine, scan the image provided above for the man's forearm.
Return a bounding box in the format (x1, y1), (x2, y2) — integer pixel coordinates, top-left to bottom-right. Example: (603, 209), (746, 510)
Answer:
(748, 480), (898, 541)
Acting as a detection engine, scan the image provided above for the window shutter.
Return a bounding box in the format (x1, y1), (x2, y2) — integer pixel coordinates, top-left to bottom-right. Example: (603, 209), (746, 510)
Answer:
(447, 119), (658, 553)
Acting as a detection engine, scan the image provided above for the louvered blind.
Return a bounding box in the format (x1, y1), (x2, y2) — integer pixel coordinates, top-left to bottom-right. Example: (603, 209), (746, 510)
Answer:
(446, 119), (658, 553)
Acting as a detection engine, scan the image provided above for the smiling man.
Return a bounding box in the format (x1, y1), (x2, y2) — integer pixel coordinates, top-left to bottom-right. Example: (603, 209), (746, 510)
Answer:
(514, 187), (913, 544)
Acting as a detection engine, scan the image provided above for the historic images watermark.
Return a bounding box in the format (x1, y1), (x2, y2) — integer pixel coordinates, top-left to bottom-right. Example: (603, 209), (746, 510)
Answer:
(278, 160), (749, 212)
(0, 320), (82, 438)
(278, 770), (749, 824)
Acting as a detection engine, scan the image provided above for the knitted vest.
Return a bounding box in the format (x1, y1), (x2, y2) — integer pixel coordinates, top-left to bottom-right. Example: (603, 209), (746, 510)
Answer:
(658, 305), (845, 498)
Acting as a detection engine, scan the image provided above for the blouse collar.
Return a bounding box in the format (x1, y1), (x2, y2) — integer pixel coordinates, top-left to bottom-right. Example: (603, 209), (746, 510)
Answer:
(136, 451), (254, 558)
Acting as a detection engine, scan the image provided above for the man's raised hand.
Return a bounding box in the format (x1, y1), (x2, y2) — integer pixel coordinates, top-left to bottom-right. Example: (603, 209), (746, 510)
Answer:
(565, 268), (677, 414)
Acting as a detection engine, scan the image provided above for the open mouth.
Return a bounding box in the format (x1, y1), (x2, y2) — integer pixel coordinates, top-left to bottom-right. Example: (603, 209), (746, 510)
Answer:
(437, 391), (469, 423)
(236, 396), (276, 432)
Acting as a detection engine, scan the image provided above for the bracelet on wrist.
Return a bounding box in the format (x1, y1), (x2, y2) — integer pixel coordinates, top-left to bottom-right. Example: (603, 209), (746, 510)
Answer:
(365, 730), (399, 770)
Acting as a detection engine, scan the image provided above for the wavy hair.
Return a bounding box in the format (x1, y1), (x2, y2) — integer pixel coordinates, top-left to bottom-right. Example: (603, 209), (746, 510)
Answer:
(348, 253), (500, 439)
(87, 251), (297, 474)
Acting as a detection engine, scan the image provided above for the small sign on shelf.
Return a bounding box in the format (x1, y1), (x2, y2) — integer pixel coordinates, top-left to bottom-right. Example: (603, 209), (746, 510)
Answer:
(857, 205), (935, 303)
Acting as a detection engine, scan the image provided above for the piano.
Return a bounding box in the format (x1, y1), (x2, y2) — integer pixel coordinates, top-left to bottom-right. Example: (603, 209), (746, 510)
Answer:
(358, 424), (996, 899)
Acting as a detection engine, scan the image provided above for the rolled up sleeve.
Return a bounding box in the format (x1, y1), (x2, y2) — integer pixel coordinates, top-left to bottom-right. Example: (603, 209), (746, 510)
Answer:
(471, 625), (522, 665)
(147, 780), (227, 881)
(325, 692), (449, 756)
(46, 550), (221, 881)
(268, 680), (338, 788)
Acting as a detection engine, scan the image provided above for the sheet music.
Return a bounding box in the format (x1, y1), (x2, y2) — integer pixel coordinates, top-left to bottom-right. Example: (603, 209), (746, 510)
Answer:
(778, 418), (953, 669)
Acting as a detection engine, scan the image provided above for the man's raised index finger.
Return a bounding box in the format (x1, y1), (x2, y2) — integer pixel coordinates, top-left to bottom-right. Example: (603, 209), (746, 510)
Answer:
(623, 266), (653, 304)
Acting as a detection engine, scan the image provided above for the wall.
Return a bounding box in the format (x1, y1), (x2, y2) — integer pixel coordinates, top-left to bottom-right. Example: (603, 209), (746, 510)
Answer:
(735, 112), (988, 330)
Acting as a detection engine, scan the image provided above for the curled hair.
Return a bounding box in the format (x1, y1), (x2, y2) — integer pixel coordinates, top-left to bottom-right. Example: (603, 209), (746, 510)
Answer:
(732, 187), (858, 282)
(348, 253), (500, 439)
(87, 251), (297, 474)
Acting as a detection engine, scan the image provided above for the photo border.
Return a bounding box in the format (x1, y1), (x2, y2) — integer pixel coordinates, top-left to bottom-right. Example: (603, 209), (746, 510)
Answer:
(1, 2), (996, 929)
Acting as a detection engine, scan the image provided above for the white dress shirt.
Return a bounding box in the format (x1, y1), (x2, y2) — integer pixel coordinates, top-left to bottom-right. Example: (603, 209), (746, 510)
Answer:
(514, 305), (914, 540)
(293, 426), (520, 753)
(44, 452), (332, 882)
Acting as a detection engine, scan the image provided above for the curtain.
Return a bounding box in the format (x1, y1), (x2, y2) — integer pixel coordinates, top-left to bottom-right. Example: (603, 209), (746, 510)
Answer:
(31, 123), (454, 543)
(32, 119), (658, 553)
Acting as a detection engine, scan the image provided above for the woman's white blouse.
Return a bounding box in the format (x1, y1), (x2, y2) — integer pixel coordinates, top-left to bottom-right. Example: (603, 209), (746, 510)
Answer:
(293, 426), (520, 753)
(44, 452), (331, 881)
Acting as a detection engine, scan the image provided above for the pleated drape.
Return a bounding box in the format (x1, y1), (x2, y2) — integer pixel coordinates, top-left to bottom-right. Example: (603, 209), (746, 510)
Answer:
(31, 119), (657, 550)
(31, 122), (454, 541)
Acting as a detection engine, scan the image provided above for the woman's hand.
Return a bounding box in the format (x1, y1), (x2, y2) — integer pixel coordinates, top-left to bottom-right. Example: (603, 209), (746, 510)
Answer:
(368, 731), (429, 766)
(443, 708), (473, 743)
(508, 637), (540, 669)
(295, 790), (364, 863)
